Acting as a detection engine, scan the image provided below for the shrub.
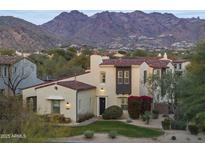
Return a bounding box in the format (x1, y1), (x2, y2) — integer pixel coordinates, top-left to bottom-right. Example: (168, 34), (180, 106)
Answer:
(152, 109), (159, 119)
(128, 96), (152, 119)
(171, 120), (187, 130)
(141, 111), (151, 124)
(128, 97), (141, 119)
(77, 113), (94, 123)
(171, 136), (176, 140)
(102, 106), (123, 120)
(84, 130), (94, 139)
(188, 124), (199, 135)
(194, 112), (205, 131)
(108, 131), (117, 139)
(126, 118), (132, 123)
(161, 118), (171, 130)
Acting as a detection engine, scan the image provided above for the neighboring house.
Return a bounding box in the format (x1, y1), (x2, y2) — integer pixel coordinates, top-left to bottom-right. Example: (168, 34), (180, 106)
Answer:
(22, 53), (189, 122)
(0, 56), (43, 95)
(172, 60), (190, 75)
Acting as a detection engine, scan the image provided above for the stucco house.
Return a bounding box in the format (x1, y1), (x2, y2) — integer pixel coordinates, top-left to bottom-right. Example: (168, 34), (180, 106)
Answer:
(0, 56), (43, 95)
(22, 53), (189, 122)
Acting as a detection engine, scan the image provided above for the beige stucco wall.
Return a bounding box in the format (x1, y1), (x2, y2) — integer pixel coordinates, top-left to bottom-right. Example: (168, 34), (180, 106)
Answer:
(77, 89), (96, 116)
(36, 84), (77, 122)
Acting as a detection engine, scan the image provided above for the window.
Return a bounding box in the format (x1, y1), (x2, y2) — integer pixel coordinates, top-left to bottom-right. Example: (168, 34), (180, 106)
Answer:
(124, 71), (129, 84)
(51, 100), (60, 114)
(117, 71), (123, 84)
(174, 64), (177, 69)
(119, 97), (128, 110)
(100, 72), (106, 83)
(4, 67), (7, 77)
(143, 70), (147, 84)
(179, 64), (182, 69)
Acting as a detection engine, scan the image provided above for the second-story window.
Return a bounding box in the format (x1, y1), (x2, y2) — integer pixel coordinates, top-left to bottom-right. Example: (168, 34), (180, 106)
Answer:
(124, 71), (129, 84)
(143, 70), (147, 84)
(100, 72), (106, 83)
(117, 71), (123, 84)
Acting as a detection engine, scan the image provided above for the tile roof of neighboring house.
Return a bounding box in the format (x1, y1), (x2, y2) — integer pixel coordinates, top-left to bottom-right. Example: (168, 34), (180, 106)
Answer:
(0, 56), (22, 64)
(26, 71), (90, 90)
(57, 80), (96, 91)
(145, 59), (170, 69)
(172, 59), (188, 63)
(100, 59), (145, 66)
(100, 58), (170, 68)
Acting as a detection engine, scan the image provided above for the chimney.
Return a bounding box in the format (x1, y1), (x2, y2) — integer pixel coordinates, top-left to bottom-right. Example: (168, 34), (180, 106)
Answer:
(163, 52), (167, 59)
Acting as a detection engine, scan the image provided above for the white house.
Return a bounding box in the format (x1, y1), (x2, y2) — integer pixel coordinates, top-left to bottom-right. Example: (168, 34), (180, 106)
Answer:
(22, 53), (188, 122)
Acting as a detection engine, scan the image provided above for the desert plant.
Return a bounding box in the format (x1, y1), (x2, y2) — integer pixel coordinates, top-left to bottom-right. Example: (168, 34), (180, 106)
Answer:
(126, 118), (132, 123)
(84, 130), (94, 139)
(161, 118), (171, 130)
(188, 124), (199, 135)
(171, 136), (176, 140)
(102, 106), (123, 120)
(142, 111), (151, 124)
(171, 120), (187, 130)
(152, 109), (159, 119)
(108, 131), (117, 139)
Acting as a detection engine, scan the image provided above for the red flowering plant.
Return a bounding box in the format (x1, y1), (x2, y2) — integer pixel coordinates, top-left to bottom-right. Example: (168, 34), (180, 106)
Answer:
(128, 96), (152, 119)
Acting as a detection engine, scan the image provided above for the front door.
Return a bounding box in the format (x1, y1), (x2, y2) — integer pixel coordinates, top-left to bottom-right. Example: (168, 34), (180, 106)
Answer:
(99, 97), (106, 115)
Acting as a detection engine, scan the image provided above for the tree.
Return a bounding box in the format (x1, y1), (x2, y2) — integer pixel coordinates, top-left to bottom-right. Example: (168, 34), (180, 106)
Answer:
(146, 71), (181, 114)
(179, 41), (205, 122)
(1, 65), (31, 95)
(0, 48), (15, 56)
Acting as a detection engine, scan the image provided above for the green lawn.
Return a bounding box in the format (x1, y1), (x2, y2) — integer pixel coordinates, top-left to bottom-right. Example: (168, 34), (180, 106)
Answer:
(68, 120), (163, 138)
(0, 120), (163, 142)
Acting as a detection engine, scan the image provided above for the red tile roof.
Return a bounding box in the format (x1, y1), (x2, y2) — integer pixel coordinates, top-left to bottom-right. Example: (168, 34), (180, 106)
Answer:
(172, 59), (188, 63)
(100, 58), (170, 68)
(0, 56), (22, 64)
(24, 71), (90, 90)
(100, 59), (145, 66)
(57, 80), (96, 91)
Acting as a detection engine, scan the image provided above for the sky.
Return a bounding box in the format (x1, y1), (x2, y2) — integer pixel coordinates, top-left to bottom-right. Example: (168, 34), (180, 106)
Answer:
(0, 10), (205, 25)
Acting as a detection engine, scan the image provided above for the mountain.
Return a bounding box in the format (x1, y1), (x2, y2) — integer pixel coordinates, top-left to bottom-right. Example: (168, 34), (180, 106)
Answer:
(0, 16), (62, 51)
(1, 11), (205, 51)
(42, 10), (205, 50)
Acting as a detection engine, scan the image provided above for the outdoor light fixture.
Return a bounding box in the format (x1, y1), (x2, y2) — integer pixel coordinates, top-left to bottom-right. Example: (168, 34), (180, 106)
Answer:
(100, 87), (105, 92)
(65, 102), (71, 110)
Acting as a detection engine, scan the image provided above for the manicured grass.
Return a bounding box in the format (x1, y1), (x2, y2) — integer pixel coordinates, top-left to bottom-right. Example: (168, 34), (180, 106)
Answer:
(69, 120), (163, 138)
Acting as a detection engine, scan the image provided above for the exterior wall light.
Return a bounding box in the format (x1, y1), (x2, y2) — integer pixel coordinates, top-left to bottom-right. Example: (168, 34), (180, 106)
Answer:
(66, 102), (71, 110)
(100, 87), (104, 91)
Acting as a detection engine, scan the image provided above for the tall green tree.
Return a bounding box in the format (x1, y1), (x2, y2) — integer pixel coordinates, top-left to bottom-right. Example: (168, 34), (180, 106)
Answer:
(179, 41), (205, 122)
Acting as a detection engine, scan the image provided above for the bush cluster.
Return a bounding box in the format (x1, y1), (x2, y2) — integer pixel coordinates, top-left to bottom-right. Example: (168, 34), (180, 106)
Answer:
(128, 96), (152, 119)
(161, 118), (171, 130)
(84, 130), (94, 139)
(40, 114), (71, 123)
(188, 124), (199, 135)
(108, 131), (118, 139)
(102, 106), (123, 120)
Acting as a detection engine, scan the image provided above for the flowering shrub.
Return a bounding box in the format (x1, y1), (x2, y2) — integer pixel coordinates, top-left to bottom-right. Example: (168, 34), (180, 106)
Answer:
(128, 96), (152, 119)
